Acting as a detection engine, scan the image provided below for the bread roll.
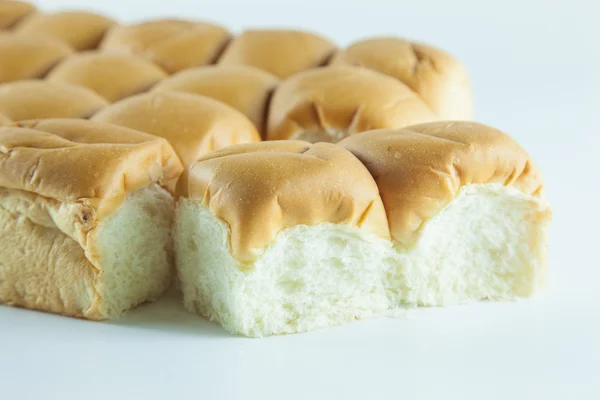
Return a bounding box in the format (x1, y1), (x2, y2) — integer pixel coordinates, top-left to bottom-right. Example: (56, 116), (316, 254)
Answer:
(0, 112), (10, 126)
(152, 65), (279, 135)
(330, 37), (473, 120)
(0, 80), (108, 121)
(100, 19), (231, 74)
(14, 11), (116, 51)
(339, 121), (551, 306)
(175, 141), (391, 336)
(0, 119), (183, 319)
(0, 33), (73, 83)
(91, 91), (261, 196)
(47, 51), (168, 103)
(175, 122), (550, 336)
(0, 0), (36, 29)
(218, 29), (335, 78)
(267, 66), (438, 142)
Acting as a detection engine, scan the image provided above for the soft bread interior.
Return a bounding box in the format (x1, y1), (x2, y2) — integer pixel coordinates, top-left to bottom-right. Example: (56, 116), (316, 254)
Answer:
(175, 183), (550, 337)
(0, 184), (174, 319)
(176, 200), (394, 337)
(95, 184), (174, 318)
(390, 183), (550, 307)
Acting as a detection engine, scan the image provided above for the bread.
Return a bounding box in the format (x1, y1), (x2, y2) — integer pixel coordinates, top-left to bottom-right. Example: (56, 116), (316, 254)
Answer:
(330, 37), (473, 120)
(152, 65), (279, 135)
(0, 119), (183, 319)
(0, 80), (108, 121)
(14, 11), (116, 51)
(0, 0), (36, 29)
(0, 112), (10, 126)
(175, 141), (391, 336)
(267, 65), (438, 142)
(0, 33), (73, 83)
(47, 51), (168, 103)
(339, 122), (551, 306)
(217, 29), (335, 78)
(175, 121), (550, 336)
(91, 91), (261, 196)
(100, 19), (231, 74)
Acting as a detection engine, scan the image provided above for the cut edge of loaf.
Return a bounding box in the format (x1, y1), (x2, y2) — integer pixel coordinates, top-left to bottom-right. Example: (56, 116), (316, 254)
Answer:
(175, 183), (550, 337)
(0, 184), (175, 320)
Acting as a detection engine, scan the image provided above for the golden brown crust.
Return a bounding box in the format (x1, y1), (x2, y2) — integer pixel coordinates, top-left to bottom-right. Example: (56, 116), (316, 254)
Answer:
(100, 19), (231, 74)
(330, 37), (473, 120)
(0, 112), (10, 126)
(0, 0), (36, 29)
(217, 29), (336, 79)
(187, 141), (390, 263)
(338, 121), (544, 245)
(14, 11), (116, 51)
(91, 91), (261, 196)
(0, 119), (182, 216)
(0, 119), (181, 319)
(0, 80), (108, 121)
(47, 51), (168, 103)
(0, 33), (73, 83)
(267, 66), (438, 143)
(152, 65), (279, 135)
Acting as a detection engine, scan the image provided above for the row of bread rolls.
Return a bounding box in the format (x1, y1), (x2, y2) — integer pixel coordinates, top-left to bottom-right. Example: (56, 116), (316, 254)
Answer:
(0, 2), (551, 336)
(0, 117), (551, 335)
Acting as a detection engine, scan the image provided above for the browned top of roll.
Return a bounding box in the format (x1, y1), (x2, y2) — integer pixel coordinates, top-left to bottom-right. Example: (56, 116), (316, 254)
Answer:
(0, 111), (10, 126)
(339, 121), (544, 245)
(47, 51), (168, 103)
(152, 65), (279, 135)
(100, 19), (231, 74)
(0, 0), (36, 29)
(0, 33), (73, 83)
(267, 66), (438, 143)
(91, 91), (261, 196)
(218, 29), (336, 79)
(0, 118), (183, 217)
(330, 37), (473, 120)
(14, 11), (116, 51)
(188, 141), (391, 263)
(0, 80), (108, 121)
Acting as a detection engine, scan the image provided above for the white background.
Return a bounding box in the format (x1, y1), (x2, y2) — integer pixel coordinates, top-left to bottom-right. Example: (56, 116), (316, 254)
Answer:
(1, 0), (598, 399)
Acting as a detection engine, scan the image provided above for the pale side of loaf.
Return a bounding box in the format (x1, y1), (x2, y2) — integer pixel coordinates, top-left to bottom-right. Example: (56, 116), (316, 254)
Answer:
(176, 122), (550, 336)
(0, 119), (183, 319)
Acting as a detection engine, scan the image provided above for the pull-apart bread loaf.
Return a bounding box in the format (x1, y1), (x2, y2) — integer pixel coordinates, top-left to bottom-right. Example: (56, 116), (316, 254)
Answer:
(267, 66), (438, 143)
(0, 112), (10, 126)
(47, 51), (168, 103)
(218, 29), (336, 79)
(0, 33), (73, 83)
(331, 37), (473, 120)
(92, 91), (261, 196)
(14, 11), (116, 51)
(175, 121), (551, 337)
(0, 119), (183, 319)
(152, 65), (279, 136)
(0, 1), (36, 30)
(0, 80), (108, 121)
(100, 19), (231, 74)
